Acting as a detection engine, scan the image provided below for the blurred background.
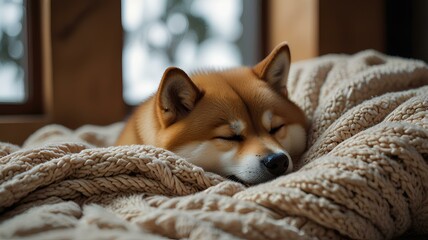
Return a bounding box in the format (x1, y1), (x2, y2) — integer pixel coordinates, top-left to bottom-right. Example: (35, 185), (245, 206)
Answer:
(121, 0), (260, 105)
(0, 0), (427, 144)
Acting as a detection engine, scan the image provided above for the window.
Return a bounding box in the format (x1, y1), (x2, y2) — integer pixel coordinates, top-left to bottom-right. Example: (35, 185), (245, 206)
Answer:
(122, 0), (262, 105)
(0, 0), (124, 145)
(0, 0), (25, 103)
(0, 0), (42, 115)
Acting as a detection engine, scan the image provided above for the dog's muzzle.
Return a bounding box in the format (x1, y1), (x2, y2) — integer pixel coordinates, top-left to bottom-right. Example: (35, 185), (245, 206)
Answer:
(261, 153), (289, 176)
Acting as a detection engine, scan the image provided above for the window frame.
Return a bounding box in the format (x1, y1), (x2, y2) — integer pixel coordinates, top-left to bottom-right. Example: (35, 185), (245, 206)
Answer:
(0, 0), (43, 115)
(0, 0), (125, 145)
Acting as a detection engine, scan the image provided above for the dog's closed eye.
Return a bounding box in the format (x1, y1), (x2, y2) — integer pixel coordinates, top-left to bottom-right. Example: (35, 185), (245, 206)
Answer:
(215, 135), (244, 142)
(269, 124), (284, 134)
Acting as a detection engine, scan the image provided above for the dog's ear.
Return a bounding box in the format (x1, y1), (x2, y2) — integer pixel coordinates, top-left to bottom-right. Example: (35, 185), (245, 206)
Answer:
(156, 67), (202, 127)
(253, 42), (291, 97)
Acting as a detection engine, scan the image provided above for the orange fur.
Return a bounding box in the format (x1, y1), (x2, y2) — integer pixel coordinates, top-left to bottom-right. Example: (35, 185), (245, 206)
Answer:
(116, 42), (307, 184)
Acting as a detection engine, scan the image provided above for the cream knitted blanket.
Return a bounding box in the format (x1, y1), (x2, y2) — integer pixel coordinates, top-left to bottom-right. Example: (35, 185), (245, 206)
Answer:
(1, 50), (427, 239)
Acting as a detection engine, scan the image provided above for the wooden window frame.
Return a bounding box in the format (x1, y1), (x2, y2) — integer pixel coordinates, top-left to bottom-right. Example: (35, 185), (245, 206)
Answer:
(0, 0), (43, 115)
(266, 0), (385, 61)
(0, 0), (125, 145)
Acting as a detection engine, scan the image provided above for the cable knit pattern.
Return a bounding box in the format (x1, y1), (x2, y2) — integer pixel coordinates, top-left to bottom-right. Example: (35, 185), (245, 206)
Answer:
(0, 50), (427, 239)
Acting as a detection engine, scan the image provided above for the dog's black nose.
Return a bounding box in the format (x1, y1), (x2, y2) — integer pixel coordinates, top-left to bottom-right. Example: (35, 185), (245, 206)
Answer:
(261, 153), (289, 176)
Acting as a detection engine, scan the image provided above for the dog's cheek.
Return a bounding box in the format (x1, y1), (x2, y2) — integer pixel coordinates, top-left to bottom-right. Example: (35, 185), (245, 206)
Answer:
(276, 124), (307, 156)
(173, 142), (237, 176)
(212, 139), (237, 152)
(219, 146), (239, 171)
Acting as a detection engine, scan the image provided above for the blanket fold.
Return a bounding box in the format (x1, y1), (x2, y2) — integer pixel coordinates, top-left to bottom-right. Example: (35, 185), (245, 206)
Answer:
(1, 50), (427, 239)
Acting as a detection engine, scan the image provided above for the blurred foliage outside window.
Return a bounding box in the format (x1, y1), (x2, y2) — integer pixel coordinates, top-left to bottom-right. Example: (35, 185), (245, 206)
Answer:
(122, 0), (246, 105)
(0, 0), (26, 103)
(0, 0), (252, 106)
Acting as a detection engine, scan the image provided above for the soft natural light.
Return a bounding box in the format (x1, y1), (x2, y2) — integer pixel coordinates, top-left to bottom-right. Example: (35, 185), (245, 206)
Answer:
(122, 0), (243, 105)
(0, 0), (26, 103)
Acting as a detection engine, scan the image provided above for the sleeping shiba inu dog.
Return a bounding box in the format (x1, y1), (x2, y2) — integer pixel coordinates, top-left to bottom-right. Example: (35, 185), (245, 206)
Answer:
(116, 42), (307, 184)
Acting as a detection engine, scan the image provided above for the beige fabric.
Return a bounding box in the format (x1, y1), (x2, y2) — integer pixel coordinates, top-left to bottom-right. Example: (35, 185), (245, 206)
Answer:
(1, 50), (427, 239)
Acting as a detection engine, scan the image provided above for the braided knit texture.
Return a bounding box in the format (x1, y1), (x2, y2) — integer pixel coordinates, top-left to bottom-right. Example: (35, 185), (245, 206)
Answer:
(0, 50), (427, 239)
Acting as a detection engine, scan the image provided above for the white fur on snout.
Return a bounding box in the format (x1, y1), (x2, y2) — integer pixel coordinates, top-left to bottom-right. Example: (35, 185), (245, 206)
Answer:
(233, 151), (293, 184)
(235, 155), (269, 184)
(235, 149), (293, 185)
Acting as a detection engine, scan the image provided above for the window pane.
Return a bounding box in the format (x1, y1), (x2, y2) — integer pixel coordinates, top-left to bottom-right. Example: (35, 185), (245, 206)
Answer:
(0, 0), (26, 103)
(122, 0), (258, 105)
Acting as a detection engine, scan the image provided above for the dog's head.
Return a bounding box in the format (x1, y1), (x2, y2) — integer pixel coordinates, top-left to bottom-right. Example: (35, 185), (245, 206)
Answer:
(154, 42), (307, 184)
